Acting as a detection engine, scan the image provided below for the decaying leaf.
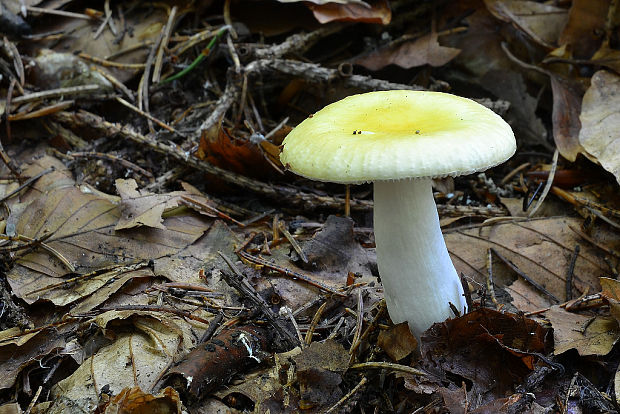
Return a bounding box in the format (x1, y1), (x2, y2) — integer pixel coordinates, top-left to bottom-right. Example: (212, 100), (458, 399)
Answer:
(356, 32), (460, 70)
(0, 322), (81, 390)
(550, 74), (587, 162)
(420, 308), (551, 404)
(48, 312), (192, 413)
(115, 178), (184, 230)
(558, 0), (609, 59)
(484, 0), (568, 48)
(6, 158), (212, 307)
(447, 217), (616, 305)
(579, 70), (620, 184)
(293, 340), (349, 410)
(545, 305), (619, 356)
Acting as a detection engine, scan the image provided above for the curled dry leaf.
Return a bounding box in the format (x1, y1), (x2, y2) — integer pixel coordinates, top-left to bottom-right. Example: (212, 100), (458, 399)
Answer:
(579, 70), (620, 184)
(0, 322), (81, 390)
(550, 74), (587, 162)
(98, 386), (182, 414)
(308, 0), (391, 25)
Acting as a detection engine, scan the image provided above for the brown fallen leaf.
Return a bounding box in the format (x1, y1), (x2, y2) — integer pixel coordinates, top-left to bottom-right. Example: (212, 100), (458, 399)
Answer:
(377, 322), (417, 361)
(48, 312), (193, 413)
(115, 178), (185, 230)
(293, 340), (349, 411)
(558, 0), (609, 59)
(549, 74), (587, 162)
(197, 121), (281, 181)
(0, 322), (80, 390)
(579, 70), (620, 184)
(446, 217), (616, 305)
(545, 305), (619, 356)
(308, 0), (391, 25)
(6, 161), (212, 306)
(485, 0), (568, 48)
(97, 386), (182, 414)
(420, 308), (551, 405)
(356, 32), (461, 71)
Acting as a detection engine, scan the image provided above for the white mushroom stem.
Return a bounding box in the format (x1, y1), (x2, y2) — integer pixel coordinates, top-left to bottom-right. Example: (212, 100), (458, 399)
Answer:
(373, 177), (467, 337)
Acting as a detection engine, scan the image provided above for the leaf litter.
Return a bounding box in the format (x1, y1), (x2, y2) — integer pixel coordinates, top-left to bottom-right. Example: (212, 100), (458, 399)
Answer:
(0, 1), (620, 413)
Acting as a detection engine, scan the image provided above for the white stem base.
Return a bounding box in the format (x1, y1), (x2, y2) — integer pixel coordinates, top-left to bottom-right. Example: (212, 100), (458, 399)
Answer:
(374, 178), (466, 337)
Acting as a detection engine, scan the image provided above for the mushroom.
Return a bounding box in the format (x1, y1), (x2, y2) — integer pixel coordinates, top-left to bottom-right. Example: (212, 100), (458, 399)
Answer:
(280, 90), (516, 337)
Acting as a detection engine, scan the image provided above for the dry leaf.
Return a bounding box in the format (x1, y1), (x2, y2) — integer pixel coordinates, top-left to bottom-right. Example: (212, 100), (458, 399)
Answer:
(550, 74), (587, 162)
(308, 0), (391, 24)
(356, 32), (460, 70)
(6, 160), (211, 306)
(558, 0), (609, 59)
(293, 340), (349, 410)
(579, 70), (620, 184)
(100, 387), (182, 414)
(115, 178), (185, 230)
(545, 305), (619, 356)
(447, 217), (616, 304)
(485, 0), (568, 48)
(377, 322), (418, 361)
(420, 308), (550, 404)
(48, 312), (191, 413)
(0, 322), (81, 390)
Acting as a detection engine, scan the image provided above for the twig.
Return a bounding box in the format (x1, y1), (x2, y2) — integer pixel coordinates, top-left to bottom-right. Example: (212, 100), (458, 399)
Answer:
(152, 6), (176, 83)
(8, 100), (74, 121)
(278, 221), (308, 263)
(24, 386), (42, 414)
(349, 361), (426, 376)
(349, 288), (364, 359)
(26, 6), (98, 20)
(199, 312), (224, 343)
(67, 151), (153, 180)
(566, 245), (580, 301)
(486, 248), (498, 305)
(104, 0), (118, 35)
(568, 225), (620, 258)
(304, 301), (328, 345)
(218, 251), (299, 348)
(237, 250), (346, 297)
(322, 376), (368, 414)
(180, 195), (245, 226)
(490, 248), (560, 303)
(193, 79), (240, 141)
(282, 306), (304, 347)
(78, 53), (144, 70)
(0, 166), (53, 203)
(11, 85), (100, 103)
(93, 304), (211, 325)
(528, 149), (559, 217)
(115, 96), (182, 136)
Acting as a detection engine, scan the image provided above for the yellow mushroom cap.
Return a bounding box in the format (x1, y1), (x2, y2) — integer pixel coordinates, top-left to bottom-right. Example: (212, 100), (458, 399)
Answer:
(280, 90), (516, 184)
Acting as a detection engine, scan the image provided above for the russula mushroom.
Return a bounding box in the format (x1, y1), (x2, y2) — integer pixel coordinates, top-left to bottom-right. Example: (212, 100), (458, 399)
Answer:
(280, 90), (516, 337)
